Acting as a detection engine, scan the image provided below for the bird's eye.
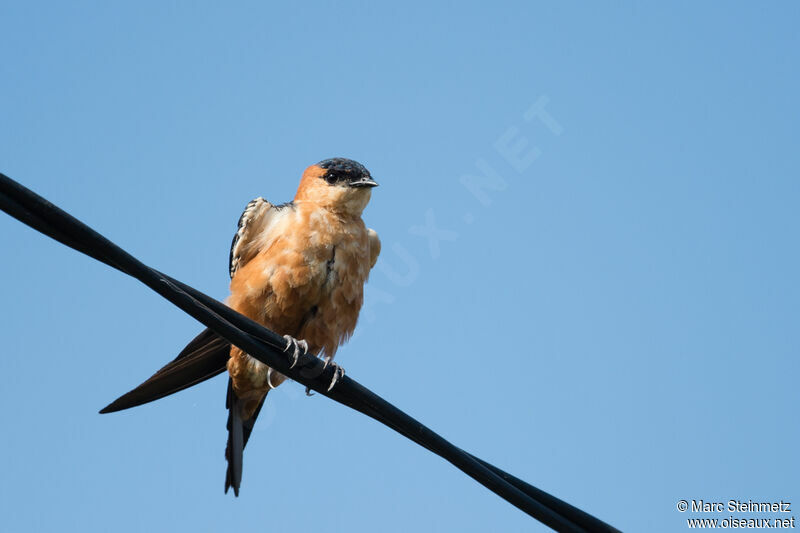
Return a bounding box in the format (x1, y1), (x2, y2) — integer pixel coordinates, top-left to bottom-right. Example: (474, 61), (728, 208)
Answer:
(325, 172), (338, 184)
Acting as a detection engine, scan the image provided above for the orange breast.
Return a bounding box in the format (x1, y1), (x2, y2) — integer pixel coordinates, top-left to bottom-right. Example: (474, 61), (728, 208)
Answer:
(228, 202), (371, 357)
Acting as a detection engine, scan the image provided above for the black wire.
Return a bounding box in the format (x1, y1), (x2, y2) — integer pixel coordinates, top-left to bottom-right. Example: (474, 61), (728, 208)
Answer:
(0, 172), (620, 533)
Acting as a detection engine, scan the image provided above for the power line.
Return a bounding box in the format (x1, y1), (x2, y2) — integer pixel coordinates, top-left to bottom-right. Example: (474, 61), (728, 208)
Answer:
(0, 172), (619, 533)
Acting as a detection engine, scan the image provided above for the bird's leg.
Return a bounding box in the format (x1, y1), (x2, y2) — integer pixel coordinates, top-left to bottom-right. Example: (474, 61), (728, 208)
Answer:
(282, 334), (308, 369)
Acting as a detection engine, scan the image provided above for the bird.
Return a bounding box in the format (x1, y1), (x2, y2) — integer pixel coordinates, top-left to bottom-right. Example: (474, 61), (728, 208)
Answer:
(100, 157), (380, 496)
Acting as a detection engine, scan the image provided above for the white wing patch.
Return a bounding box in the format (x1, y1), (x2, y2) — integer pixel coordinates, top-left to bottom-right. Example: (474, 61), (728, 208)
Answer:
(229, 197), (292, 278)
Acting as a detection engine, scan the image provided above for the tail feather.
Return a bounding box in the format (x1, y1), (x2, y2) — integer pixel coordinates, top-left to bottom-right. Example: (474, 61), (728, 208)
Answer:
(100, 326), (267, 497)
(224, 379), (267, 496)
(100, 328), (230, 414)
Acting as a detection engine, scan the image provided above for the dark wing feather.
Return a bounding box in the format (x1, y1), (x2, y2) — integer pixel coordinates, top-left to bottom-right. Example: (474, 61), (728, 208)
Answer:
(102, 196), (284, 414)
(102, 198), (292, 487)
(99, 328), (230, 414)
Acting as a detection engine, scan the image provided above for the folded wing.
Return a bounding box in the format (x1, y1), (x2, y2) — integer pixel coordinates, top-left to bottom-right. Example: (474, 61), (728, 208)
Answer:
(99, 328), (230, 414)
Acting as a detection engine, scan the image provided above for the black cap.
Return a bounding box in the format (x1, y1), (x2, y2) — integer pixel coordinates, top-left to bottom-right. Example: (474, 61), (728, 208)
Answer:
(317, 158), (377, 188)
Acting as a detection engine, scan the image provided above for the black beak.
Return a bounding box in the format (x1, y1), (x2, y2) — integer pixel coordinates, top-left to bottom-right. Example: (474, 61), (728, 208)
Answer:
(350, 177), (379, 188)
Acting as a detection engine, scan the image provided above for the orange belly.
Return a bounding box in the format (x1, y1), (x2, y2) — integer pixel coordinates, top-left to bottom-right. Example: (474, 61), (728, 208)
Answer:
(225, 204), (371, 417)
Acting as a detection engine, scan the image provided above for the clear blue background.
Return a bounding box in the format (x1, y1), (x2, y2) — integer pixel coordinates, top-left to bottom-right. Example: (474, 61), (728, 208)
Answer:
(1, 2), (797, 531)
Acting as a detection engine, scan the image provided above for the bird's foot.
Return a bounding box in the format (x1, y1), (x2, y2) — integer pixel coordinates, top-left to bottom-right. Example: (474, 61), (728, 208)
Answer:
(303, 356), (345, 395)
(322, 356), (346, 392)
(266, 367), (279, 390)
(283, 335), (309, 369)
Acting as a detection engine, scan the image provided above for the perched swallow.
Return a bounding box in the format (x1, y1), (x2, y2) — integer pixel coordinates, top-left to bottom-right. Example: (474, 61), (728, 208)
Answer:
(101, 158), (380, 496)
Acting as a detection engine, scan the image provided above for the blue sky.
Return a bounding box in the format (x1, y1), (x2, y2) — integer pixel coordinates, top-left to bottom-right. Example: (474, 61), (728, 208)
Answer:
(1, 2), (797, 531)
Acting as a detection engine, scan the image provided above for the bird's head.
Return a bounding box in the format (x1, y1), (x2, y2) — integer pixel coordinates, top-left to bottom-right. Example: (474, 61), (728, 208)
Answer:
(295, 158), (378, 215)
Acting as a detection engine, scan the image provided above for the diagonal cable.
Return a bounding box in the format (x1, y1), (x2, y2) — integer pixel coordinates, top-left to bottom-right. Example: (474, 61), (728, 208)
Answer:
(0, 172), (619, 533)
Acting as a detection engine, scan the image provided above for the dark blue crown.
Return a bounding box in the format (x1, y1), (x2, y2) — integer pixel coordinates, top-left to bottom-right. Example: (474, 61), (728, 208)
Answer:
(317, 158), (372, 185)
(317, 158), (370, 177)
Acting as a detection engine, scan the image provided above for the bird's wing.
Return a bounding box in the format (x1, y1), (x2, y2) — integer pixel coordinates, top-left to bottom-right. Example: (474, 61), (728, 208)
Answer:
(229, 197), (293, 278)
(99, 328), (230, 413)
(368, 228), (381, 268)
(101, 197), (290, 414)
